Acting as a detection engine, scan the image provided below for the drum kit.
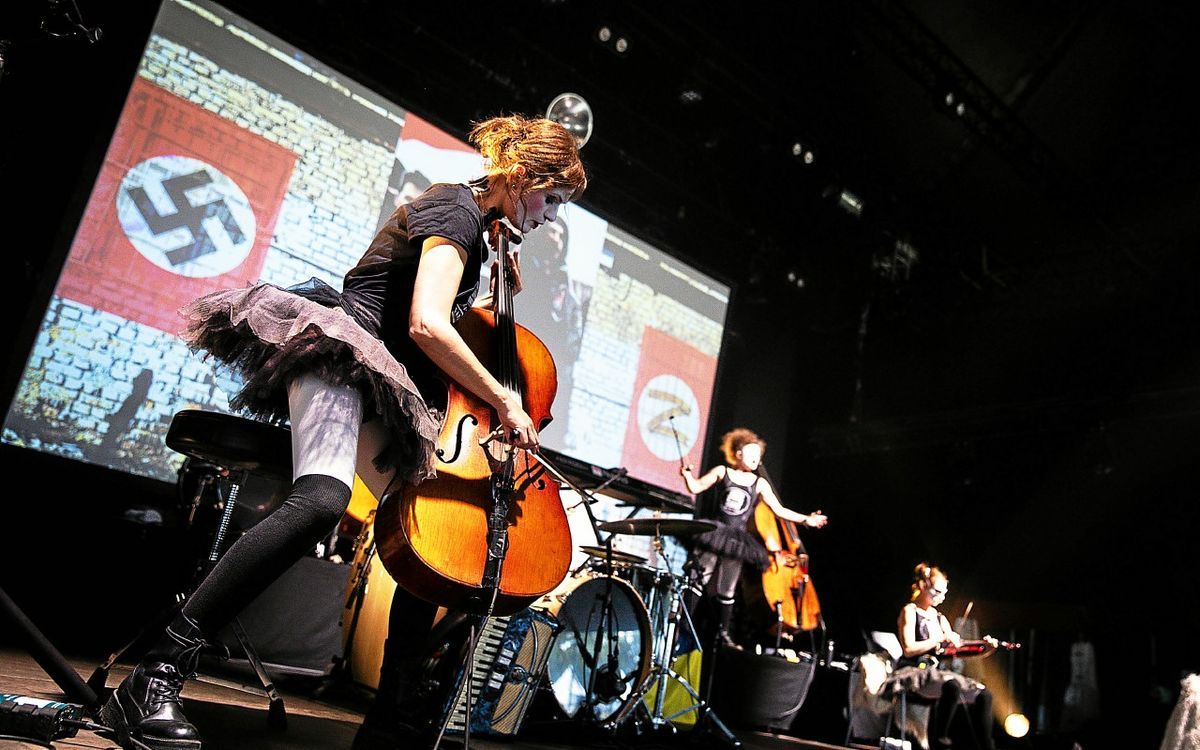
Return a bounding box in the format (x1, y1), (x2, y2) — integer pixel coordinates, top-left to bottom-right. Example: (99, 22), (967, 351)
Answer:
(341, 507), (728, 738)
(540, 517), (716, 730)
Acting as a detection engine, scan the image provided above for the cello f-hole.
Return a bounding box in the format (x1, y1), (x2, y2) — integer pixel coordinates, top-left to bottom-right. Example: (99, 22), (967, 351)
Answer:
(437, 413), (479, 464)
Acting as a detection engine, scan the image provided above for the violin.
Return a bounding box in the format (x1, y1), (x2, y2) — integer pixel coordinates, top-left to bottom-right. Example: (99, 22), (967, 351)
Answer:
(942, 637), (1021, 658)
(374, 220), (572, 616)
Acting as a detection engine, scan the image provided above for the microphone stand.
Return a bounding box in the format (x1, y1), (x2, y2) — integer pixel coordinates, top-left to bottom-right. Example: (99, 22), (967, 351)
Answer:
(528, 453), (628, 722)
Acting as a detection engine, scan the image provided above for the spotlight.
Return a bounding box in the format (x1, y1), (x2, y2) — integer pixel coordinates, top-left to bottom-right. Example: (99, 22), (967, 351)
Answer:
(595, 24), (630, 56)
(955, 102), (966, 117)
(791, 142), (816, 165)
(679, 89), (703, 105)
(944, 92), (955, 106)
(785, 269), (805, 289)
(836, 189), (863, 217)
(546, 92), (593, 149)
(1004, 712), (1030, 738)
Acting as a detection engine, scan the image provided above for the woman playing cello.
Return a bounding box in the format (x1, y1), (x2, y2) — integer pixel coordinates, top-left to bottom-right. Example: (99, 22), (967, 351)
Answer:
(680, 428), (828, 649)
(99, 114), (586, 750)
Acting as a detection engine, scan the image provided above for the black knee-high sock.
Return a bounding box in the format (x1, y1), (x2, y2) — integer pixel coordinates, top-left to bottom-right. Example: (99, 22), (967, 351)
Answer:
(182, 474), (351, 632)
(936, 679), (963, 741)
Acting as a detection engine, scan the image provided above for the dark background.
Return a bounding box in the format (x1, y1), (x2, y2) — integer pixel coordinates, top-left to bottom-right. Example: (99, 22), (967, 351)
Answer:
(2, 1), (1198, 747)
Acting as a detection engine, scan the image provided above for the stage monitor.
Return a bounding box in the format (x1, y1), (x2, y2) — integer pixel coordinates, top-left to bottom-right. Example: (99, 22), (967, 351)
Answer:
(1, 0), (730, 493)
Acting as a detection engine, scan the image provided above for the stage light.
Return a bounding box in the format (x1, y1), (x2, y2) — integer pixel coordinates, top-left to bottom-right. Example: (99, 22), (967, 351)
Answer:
(791, 142), (816, 165)
(945, 92), (955, 106)
(595, 25), (630, 56)
(546, 92), (593, 149)
(1004, 712), (1030, 738)
(837, 189), (863, 217)
(679, 89), (703, 105)
(955, 102), (966, 117)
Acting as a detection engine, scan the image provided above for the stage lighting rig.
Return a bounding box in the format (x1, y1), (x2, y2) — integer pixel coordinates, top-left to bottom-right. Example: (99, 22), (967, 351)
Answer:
(39, 0), (102, 44)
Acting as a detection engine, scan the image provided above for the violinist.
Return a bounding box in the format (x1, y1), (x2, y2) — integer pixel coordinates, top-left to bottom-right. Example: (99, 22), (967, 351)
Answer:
(98, 114), (586, 750)
(680, 428), (828, 649)
(896, 563), (995, 750)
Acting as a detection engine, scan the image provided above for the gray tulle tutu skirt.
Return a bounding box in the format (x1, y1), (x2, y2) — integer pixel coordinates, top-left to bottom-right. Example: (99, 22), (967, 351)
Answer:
(178, 282), (440, 484)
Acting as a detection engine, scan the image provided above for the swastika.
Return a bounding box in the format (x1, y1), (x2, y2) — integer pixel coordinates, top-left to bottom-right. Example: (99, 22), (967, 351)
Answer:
(126, 170), (245, 267)
(118, 155), (257, 279)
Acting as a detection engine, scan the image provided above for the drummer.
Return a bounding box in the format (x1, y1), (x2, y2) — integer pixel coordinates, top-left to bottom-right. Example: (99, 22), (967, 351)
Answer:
(680, 427), (827, 649)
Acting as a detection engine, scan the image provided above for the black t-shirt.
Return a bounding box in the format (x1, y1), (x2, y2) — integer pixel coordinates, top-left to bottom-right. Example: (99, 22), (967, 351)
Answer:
(340, 183), (490, 402)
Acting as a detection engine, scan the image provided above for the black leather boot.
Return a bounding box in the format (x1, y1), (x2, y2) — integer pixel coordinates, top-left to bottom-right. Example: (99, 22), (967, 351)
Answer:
(715, 598), (743, 651)
(351, 638), (429, 750)
(100, 612), (208, 750)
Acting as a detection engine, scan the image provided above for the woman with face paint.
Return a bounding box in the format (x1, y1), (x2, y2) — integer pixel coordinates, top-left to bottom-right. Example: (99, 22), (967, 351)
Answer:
(680, 427), (828, 650)
(894, 563), (995, 750)
(98, 115), (586, 750)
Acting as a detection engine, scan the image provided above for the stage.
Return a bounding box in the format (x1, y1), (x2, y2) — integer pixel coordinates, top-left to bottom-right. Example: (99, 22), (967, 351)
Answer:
(2, 650), (860, 750)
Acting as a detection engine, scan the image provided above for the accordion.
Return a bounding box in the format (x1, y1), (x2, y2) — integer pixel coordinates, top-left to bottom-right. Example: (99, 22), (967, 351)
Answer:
(444, 607), (560, 736)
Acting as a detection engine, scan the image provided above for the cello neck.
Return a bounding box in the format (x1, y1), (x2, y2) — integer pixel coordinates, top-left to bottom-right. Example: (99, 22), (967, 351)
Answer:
(490, 220), (522, 399)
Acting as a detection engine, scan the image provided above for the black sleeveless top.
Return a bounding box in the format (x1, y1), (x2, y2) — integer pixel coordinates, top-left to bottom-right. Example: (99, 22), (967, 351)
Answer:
(713, 469), (759, 527)
(897, 607), (941, 668)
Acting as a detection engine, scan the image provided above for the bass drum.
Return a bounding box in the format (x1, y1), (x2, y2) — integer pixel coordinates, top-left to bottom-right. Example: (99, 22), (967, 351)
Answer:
(539, 573), (652, 723)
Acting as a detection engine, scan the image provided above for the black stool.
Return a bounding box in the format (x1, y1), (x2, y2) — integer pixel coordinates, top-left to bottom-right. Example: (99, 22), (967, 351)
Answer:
(88, 409), (294, 730)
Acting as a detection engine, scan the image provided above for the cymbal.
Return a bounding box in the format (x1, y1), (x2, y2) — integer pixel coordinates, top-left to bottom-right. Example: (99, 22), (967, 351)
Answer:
(578, 545), (647, 566)
(597, 518), (717, 537)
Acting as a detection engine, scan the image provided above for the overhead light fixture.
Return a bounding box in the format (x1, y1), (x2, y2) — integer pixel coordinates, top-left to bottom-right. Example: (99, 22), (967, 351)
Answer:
(837, 189), (863, 217)
(595, 24), (630, 56)
(791, 141), (816, 165)
(546, 92), (593, 149)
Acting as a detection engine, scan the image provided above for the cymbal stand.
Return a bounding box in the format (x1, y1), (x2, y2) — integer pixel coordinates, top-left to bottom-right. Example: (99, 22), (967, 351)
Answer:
(605, 529), (740, 747)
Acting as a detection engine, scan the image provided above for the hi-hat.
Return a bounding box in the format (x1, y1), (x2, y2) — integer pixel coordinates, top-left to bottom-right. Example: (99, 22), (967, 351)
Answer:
(578, 545), (647, 565)
(597, 518), (716, 537)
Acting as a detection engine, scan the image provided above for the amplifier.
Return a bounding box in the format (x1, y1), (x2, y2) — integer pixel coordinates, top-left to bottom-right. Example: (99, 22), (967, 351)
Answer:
(444, 608), (560, 737)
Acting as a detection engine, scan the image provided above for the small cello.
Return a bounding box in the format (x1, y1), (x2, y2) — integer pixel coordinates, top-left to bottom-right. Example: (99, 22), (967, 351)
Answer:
(374, 220), (572, 615)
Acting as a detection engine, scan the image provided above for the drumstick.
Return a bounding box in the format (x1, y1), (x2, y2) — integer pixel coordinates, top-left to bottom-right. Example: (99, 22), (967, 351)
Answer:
(963, 600), (974, 621)
(667, 415), (687, 469)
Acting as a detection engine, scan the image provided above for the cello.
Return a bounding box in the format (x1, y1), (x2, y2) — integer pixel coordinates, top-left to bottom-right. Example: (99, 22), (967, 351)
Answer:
(752, 484), (822, 634)
(374, 220), (572, 616)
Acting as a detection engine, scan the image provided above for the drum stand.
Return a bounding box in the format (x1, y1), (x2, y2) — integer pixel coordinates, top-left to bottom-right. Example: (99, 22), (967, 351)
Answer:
(603, 530), (740, 747)
(86, 464), (288, 730)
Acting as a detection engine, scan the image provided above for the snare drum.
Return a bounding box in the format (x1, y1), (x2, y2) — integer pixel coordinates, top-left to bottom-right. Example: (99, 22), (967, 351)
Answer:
(537, 572), (652, 723)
